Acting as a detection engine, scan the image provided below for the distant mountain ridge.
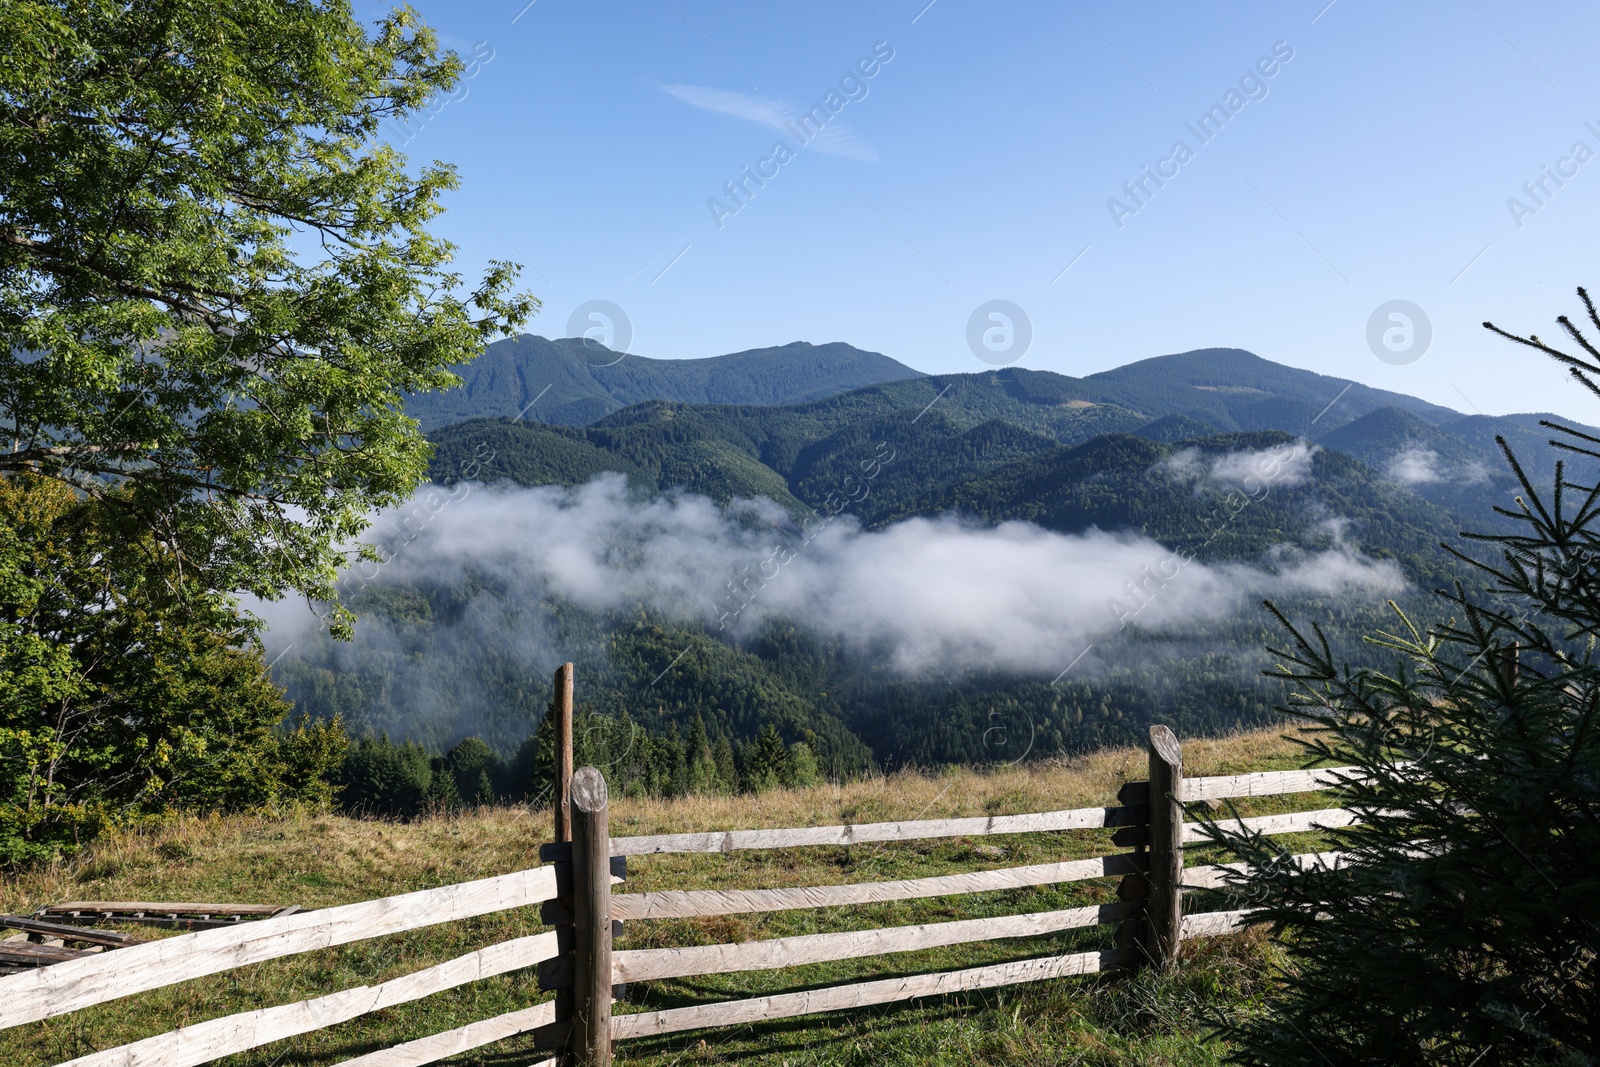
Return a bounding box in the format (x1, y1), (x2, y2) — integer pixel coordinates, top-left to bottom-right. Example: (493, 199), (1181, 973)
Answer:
(1076, 347), (1461, 430)
(403, 335), (925, 430)
(412, 339), (1597, 536)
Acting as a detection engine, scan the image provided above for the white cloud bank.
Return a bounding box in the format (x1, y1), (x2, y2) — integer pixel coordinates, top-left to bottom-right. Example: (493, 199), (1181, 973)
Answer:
(258, 475), (1406, 681)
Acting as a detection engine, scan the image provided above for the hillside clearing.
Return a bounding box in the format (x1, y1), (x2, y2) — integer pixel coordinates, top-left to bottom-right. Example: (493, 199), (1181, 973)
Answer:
(0, 727), (1317, 1066)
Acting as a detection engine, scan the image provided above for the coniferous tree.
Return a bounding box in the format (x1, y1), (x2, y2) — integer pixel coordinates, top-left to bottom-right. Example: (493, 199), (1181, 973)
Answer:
(444, 737), (501, 806)
(421, 765), (460, 815)
(504, 703), (556, 807)
(688, 713), (709, 761)
(712, 735), (738, 793)
(746, 724), (791, 792)
(473, 771), (495, 808)
(665, 722), (689, 797)
(686, 713), (721, 793)
(1207, 290), (1600, 1065)
(333, 736), (432, 818)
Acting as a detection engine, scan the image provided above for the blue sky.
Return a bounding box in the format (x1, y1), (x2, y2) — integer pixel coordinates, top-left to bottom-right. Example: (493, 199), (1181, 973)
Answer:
(362, 1), (1600, 417)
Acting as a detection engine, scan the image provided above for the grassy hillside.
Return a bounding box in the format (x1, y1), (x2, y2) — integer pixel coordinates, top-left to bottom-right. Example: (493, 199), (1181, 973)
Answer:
(0, 728), (1327, 1067)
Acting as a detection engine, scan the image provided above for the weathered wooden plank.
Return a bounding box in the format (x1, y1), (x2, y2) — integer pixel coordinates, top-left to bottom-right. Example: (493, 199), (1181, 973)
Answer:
(1181, 767), (1364, 802)
(554, 662), (574, 845)
(1145, 726), (1183, 972)
(611, 854), (1146, 920)
(331, 999), (560, 1067)
(54, 933), (561, 1067)
(41, 903), (286, 916)
(0, 942), (92, 964)
(579, 805), (1149, 860)
(45, 917), (248, 931)
(1181, 807), (1361, 843)
(571, 767), (613, 1067)
(0, 917), (141, 949)
(1181, 850), (1352, 890)
(612, 902), (1140, 984)
(611, 948), (1137, 1039)
(39, 914), (259, 931)
(1181, 909), (1258, 938)
(0, 865), (560, 1031)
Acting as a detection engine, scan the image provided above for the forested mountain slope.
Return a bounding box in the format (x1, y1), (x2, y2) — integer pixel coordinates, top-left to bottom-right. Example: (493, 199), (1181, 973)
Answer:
(271, 347), (1590, 778)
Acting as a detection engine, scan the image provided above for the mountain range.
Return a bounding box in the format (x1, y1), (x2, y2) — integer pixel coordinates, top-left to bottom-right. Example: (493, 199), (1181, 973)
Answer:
(402, 335), (924, 430)
(419, 336), (1579, 529)
(268, 336), (1593, 775)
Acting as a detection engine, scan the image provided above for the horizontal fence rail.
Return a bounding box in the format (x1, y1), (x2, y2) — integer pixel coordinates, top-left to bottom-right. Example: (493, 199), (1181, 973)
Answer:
(612, 902), (1143, 984)
(0, 865), (560, 1031)
(1184, 806), (1363, 842)
(611, 853), (1148, 920)
(58, 933), (562, 1067)
(1180, 910), (1257, 938)
(1182, 766), (1365, 802)
(1183, 849), (1352, 890)
(610, 947), (1139, 1040)
(330, 1001), (562, 1067)
(576, 804), (1151, 859)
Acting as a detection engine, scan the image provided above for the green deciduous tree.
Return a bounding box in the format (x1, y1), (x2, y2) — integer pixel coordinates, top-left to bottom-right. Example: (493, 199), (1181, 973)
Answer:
(0, 477), (345, 863)
(0, 0), (535, 631)
(1207, 291), (1600, 1065)
(0, 0), (530, 859)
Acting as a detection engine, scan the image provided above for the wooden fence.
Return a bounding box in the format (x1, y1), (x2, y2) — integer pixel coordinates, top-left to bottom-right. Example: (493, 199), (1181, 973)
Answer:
(0, 668), (1372, 1067)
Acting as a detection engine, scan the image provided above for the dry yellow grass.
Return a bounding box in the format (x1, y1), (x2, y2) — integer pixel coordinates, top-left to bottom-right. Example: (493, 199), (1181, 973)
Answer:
(0, 725), (1315, 1066)
(608, 725), (1311, 839)
(1, 724), (1310, 918)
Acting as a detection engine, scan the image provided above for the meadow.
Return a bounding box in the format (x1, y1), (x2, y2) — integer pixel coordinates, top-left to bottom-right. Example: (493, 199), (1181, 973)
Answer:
(0, 727), (1330, 1067)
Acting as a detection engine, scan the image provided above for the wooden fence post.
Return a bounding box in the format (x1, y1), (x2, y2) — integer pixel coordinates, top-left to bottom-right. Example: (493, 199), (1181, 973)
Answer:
(1145, 725), (1183, 972)
(554, 663), (575, 844)
(571, 766), (613, 1067)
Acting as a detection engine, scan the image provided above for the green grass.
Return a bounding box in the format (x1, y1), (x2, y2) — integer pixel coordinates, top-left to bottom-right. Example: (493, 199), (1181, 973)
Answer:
(0, 727), (1330, 1066)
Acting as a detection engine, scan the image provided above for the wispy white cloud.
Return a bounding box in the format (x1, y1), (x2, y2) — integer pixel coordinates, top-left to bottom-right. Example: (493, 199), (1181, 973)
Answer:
(661, 83), (876, 161)
(1385, 445), (1488, 487)
(1157, 440), (1317, 490)
(1386, 446), (1443, 485)
(1209, 440), (1316, 488)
